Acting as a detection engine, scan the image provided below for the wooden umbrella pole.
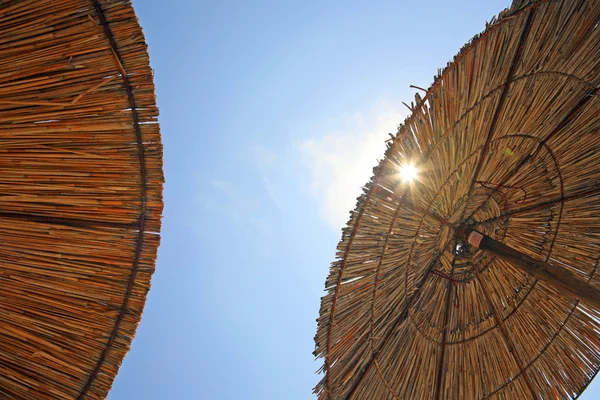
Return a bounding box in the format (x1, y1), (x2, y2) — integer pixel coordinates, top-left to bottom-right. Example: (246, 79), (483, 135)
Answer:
(455, 226), (600, 308)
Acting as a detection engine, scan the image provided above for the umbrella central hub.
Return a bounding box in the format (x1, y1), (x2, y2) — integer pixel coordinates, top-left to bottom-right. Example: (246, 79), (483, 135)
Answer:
(429, 187), (513, 283)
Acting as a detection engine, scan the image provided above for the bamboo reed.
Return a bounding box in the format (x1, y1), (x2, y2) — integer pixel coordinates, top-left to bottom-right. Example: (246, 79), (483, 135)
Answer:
(0, 1), (163, 399)
(314, 0), (600, 398)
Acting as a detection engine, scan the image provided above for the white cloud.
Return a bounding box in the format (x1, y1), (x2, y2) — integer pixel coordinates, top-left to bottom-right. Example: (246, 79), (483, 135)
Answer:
(297, 101), (407, 232)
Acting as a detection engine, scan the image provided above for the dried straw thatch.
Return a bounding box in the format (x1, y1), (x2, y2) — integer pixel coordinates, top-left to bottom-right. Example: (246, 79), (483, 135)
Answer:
(314, 0), (600, 398)
(0, 1), (162, 399)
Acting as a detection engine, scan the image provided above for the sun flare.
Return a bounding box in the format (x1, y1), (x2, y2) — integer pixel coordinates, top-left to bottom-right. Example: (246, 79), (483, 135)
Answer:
(400, 164), (418, 182)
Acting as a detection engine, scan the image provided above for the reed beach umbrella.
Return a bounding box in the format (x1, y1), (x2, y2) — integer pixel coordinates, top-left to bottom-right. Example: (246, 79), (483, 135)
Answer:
(0, 1), (162, 398)
(314, 0), (600, 398)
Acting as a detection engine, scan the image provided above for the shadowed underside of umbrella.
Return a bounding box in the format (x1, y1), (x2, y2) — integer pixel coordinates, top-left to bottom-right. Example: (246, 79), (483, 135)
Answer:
(0, 1), (163, 399)
(314, 0), (600, 399)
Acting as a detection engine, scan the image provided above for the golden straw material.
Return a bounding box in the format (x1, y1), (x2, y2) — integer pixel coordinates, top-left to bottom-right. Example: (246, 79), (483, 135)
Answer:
(0, 0), (163, 399)
(314, 0), (600, 398)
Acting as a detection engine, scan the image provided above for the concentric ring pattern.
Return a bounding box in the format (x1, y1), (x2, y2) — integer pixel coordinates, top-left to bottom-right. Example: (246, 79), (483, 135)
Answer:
(314, 1), (600, 399)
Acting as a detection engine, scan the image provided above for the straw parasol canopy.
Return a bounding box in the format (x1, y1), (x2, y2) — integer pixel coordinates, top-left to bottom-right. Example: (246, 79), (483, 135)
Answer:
(314, 0), (600, 398)
(0, 1), (162, 398)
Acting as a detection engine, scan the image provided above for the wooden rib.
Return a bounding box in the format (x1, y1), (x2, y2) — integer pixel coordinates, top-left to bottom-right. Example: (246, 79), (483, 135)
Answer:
(473, 268), (538, 399)
(484, 301), (579, 398)
(346, 255), (444, 399)
(369, 195), (409, 354)
(0, 210), (136, 230)
(433, 258), (457, 400)
(459, 6), (536, 221)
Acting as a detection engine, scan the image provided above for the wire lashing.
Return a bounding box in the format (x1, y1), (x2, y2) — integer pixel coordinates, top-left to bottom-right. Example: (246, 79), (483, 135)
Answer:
(475, 180), (528, 212)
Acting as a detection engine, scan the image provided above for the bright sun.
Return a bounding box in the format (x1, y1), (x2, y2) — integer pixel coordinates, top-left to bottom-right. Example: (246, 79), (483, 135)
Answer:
(400, 164), (418, 182)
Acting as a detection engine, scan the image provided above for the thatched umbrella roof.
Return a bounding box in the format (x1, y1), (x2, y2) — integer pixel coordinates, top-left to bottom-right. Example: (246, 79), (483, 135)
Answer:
(314, 0), (600, 398)
(0, 1), (162, 398)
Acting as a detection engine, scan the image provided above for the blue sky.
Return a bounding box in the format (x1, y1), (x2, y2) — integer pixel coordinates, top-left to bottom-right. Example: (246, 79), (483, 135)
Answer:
(108, 1), (600, 399)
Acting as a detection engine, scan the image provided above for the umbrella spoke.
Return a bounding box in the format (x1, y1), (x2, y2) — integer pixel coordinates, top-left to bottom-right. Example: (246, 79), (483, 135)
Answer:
(0, 210), (137, 230)
(458, 5), (536, 223)
(472, 264), (538, 399)
(346, 254), (446, 399)
(433, 257), (457, 400)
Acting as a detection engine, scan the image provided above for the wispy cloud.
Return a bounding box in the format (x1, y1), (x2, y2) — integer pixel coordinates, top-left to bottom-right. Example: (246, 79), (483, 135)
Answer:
(247, 144), (283, 209)
(193, 178), (262, 228)
(297, 100), (407, 232)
